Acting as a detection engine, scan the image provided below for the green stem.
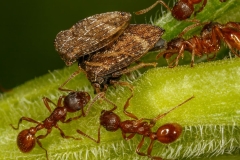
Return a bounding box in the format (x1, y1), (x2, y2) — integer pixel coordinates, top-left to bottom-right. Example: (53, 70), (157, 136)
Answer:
(1, 0), (240, 159)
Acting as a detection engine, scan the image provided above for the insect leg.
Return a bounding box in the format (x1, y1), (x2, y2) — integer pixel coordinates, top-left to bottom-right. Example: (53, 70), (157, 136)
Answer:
(193, 0), (207, 16)
(109, 80), (133, 92)
(122, 132), (136, 140)
(58, 67), (86, 92)
(36, 129), (52, 160)
(122, 94), (139, 120)
(135, 0), (171, 15)
(112, 62), (157, 77)
(76, 125), (101, 143)
(54, 124), (81, 140)
(63, 114), (83, 123)
(42, 96), (60, 113)
(10, 117), (41, 130)
(147, 139), (163, 160)
(136, 136), (148, 157)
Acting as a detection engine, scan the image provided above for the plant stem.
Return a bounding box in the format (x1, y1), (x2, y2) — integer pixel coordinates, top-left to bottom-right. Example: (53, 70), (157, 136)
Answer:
(1, 0), (240, 159)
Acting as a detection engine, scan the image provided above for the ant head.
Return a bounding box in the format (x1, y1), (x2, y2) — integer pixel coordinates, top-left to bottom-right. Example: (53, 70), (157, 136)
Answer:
(17, 128), (36, 153)
(201, 22), (216, 37)
(100, 110), (121, 131)
(168, 37), (184, 49)
(64, 91), (91, 112)
(172, 0), (194, 21)
(163, 38), (184, 58)
(156, 123), (182, 144)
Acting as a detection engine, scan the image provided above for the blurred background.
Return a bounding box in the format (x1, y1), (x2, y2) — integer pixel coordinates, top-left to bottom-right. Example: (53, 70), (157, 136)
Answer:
(0, 0), (171, 89)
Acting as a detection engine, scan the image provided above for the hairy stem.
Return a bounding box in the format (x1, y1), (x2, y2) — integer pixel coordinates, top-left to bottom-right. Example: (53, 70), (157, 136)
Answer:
(1, 0), (240, 159)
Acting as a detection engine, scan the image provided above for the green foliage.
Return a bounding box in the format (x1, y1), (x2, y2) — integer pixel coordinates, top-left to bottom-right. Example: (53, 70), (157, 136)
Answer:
(1, 0), (240, 159)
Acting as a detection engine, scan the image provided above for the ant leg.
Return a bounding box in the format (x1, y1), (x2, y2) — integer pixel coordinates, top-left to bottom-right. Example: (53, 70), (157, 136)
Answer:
(85, 92), (105, 115)
(58, 67), (86, 92)
(110, 80), (134, 92)
(36, 129), (52, 160)
(225, 22), (240, 30)
(123, 94), (139, 120)
(151, 96), (194, 125)
(122, 132), (136, 140)
(85, 91), (118, 115)
(167, 45), (185, 68)
(206, 53), (217, 61)
(10, 117), (40, 130)
(42, 96), (61, 113)
(136, 136), (148, 157)
(135, 0), (171, 15)
(102, 96), (118, 112)
(178, 22), (206, 37)
(214, 25), (240, 57)
(146, 140), (163, 160)
(156, 49), (178, 60)
(190, 51), (196, 67)
(194, 0), (207, 16)
(55, 124), (82, 140)
(77, 125), (101, 143)
(112, 62), (157, 78)
(174, 45), (186, 67)
(63, 114), (83, 123)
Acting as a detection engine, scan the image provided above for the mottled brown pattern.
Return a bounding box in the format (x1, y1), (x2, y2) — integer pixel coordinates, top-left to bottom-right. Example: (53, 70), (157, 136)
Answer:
(82, 24), (164, 90)
(54, 11), (131, 66)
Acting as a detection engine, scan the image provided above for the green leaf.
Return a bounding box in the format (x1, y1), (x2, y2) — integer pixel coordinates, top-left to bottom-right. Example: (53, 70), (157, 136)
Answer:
(1, 0), (240, 159)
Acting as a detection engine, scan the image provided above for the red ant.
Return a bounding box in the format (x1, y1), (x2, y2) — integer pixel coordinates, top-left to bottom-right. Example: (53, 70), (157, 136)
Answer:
(135, 0), (226, 21)
(156, 21), (240, 67)
(10, 91), (91, 160)
(77, 94), (194, 159)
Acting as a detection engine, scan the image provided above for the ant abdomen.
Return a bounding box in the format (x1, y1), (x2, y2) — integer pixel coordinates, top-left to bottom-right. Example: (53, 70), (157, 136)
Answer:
(17, 128), (36, 153)
(156, 123), (182, 144)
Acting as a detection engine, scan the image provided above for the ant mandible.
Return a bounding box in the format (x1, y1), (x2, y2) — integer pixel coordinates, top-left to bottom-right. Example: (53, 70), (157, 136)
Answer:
(77, 94), (194, 159)
(135, 0), (226, 21)
(10, 91), (91, 160)
(156, 21), (240, 67)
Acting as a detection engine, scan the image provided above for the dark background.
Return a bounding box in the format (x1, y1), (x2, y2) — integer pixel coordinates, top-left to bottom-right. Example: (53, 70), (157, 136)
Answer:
(0, 0), (171, 89)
